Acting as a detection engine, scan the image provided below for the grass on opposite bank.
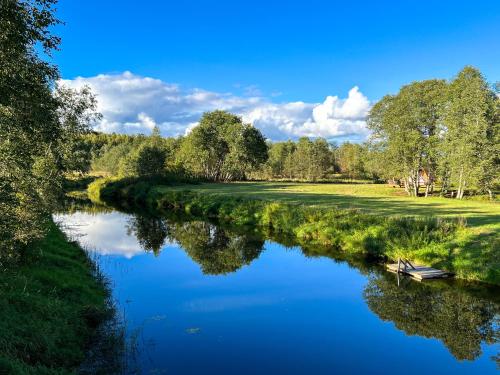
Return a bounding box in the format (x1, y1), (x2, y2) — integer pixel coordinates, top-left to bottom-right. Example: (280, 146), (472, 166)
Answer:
(88, 178), (499, 285)
(164, 182), (500, 228)
(0, 221), (115, 374)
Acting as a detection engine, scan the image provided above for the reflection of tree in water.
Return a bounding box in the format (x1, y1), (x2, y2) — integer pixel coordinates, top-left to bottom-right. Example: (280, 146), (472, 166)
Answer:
(364, 273), (499, 361)
(123, 213), (499, 364)
(166, 221), (264, 275)
(127, 215), (168, 256)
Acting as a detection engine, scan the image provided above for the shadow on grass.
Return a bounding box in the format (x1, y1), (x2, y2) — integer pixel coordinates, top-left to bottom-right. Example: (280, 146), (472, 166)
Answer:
(177, 182), (500, 227)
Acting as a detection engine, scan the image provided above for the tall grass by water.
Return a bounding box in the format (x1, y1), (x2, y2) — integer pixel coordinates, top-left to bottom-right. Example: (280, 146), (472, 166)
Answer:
(88, 178), (500, 284)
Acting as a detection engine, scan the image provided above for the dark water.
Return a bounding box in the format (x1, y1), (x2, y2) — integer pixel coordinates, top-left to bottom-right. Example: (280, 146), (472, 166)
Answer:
(56, 208), (499, 375)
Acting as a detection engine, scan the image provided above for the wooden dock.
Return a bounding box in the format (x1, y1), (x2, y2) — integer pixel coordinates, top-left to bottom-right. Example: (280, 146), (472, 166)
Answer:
(386, 259), (453, 281)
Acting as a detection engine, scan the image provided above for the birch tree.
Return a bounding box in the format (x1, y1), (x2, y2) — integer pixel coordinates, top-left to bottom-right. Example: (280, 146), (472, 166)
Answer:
(367, 80), (446, 196)
(442, 67), (498, 199)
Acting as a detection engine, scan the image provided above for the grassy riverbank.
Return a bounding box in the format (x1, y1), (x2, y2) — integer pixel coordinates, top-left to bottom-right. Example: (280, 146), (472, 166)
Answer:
(164, 182), (500, 227)
(88, 178), (499, 285)
(0, 221), (116, 374)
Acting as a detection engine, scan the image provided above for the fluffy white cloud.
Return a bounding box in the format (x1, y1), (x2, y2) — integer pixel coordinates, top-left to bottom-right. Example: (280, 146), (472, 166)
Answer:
(306, 87), (370, 135)
(59, 71), (371, 141)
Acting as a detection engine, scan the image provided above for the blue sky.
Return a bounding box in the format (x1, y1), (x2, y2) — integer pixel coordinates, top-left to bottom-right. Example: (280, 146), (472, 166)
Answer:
(54, 0), (500, 141)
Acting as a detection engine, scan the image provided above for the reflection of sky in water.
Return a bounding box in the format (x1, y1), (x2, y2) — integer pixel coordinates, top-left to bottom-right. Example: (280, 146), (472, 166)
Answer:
(56, 210), (499, 375)
(54, 212), (176, 258)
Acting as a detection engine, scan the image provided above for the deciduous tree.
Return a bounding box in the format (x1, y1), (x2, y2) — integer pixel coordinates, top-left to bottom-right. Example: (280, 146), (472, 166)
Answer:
(179, 110), (268, 181)
(442, 67), (498, 199)
(368, 80), (447, 196)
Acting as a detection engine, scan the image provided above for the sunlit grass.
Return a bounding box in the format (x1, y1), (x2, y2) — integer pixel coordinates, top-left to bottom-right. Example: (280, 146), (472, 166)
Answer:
(165, 182), (500, 229)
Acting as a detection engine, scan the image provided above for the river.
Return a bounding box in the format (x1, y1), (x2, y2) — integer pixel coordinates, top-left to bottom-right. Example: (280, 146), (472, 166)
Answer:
(55, 206), (499, 375)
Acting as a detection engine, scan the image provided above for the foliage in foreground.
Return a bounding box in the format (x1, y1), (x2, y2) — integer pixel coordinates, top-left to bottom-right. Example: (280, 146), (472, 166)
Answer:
(0, 222), (120, 374)
(0, 1), (100, 262)
(88, 178), (500, 284)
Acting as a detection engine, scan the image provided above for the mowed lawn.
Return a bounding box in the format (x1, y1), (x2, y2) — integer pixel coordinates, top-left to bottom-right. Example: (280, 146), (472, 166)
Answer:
(166, 182), (500, 231)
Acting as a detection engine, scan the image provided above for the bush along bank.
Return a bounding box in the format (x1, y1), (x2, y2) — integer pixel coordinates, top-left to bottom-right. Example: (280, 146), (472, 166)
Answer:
(0, 221), (120, 374)
(88, 177), (499, 285)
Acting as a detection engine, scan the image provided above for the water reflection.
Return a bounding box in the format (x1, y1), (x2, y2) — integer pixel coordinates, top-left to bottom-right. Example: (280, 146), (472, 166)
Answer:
(364, 273), (499, 362)
(125, 215), (265, 274)
(57, 207), (499, 370)
(127, 214), (500, 364)
(164, 221), (264, 275)
(56, 211), (147, 258)
(127, 215), (169, 256)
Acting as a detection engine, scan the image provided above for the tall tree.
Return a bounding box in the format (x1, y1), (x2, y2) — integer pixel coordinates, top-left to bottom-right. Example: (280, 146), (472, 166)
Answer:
(1, 0), (60, 260)
(310, 138), (333, 180)
(292, 137), (313, 179)
(336, 142), (366, 180)
(120, 126), (168, 177)
(367, 80), (447, 196)
(0, 0), (97, 260)
(178, 110), (268, 181)
(55, 85), (102, 174)
(262, 141), (295, 178)
(442, 67), (498, 199)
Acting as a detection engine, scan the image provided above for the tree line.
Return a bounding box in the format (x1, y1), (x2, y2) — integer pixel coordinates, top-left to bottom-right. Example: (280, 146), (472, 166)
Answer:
(85, 67), (498, 198)
(84, 124), (382, 183)
(85, 111), (269, 181)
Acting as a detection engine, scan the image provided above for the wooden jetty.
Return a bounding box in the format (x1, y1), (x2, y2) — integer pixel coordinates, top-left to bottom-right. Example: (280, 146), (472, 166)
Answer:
(386, 258), (453, 281)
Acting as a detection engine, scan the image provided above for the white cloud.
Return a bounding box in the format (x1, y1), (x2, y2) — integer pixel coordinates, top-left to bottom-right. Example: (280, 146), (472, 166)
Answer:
(295, 87), (370, 138)
(59, 72), (371, 141)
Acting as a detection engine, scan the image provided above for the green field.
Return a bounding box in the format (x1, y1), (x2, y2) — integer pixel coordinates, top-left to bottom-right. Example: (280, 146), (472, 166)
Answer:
(165, 182), (499, 231)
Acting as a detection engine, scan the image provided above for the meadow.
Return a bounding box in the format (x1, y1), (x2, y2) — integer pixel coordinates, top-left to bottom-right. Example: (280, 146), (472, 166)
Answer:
(164, 182), (500, 229)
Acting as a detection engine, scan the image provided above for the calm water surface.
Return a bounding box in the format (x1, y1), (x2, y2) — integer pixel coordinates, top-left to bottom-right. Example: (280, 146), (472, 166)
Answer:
(56, 208), (499, 375)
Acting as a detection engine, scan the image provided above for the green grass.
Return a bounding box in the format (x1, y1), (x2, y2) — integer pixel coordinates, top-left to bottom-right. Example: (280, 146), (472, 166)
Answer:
(163, 182), (499, 229)
(0, 222), (115, 374)
(89, 178), (499, 284)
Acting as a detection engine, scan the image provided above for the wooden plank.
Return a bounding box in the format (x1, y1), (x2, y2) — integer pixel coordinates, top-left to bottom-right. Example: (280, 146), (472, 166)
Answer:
(386, 263), (453, 280)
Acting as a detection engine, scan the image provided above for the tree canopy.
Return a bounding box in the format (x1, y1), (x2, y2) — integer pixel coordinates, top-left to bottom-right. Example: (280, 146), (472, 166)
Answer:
(178, 110), (268, 181)
(0, 0), (99, 260)
(367, 67), (499, 198)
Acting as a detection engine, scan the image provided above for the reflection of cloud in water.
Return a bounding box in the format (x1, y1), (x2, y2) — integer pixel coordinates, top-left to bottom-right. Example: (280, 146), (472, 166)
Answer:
(55, 211), (159, 258)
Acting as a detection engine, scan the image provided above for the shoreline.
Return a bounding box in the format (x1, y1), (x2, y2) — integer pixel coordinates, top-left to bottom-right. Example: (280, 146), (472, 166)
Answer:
(88, 177), (500, 285)
(0, 220), (121, 374)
